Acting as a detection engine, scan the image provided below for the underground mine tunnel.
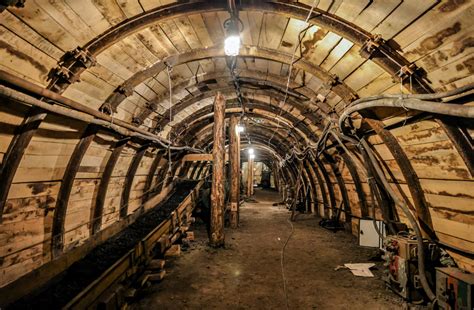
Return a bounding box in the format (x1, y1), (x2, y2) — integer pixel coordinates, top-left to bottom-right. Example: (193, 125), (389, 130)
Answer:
(0, 0), (473, 309)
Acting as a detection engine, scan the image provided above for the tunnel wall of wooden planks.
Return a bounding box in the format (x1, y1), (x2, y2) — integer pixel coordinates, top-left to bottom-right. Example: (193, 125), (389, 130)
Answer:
(0, 0), (472, 291)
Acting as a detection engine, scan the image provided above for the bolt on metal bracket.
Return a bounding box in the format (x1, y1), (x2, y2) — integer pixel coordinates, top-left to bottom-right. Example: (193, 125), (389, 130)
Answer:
(359, 34), (385, 59)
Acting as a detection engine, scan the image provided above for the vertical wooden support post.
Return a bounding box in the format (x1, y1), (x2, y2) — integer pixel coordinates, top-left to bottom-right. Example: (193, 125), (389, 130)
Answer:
(273, 162), (280, 192)
(229, 115), (240, 228)
(247, 156), (254, 196)
(210, 92), (225, 247)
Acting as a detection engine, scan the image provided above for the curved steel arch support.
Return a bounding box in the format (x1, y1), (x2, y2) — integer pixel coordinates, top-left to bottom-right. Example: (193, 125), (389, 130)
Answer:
(0, 107), (45, 221)
(92, 139), (128, 235)
(303, 158), (319, 214)
(52, 125), (99, 257)
(120, 145), (149, 218)
(323, 152), (351, 226)
(364, 118), (435, 237)
(310, 156), (329, 218)
(142, 150), (164, 203)
(315, 157), (336, 217)
(339, 151), (368, 218)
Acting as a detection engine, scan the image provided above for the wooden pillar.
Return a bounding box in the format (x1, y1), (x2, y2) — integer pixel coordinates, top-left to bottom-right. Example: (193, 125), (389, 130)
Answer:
(210, 92), (226, 247)
(229, 115), (240, 228)
(247, 156), (254, 196)
(273, 162), (280, 192)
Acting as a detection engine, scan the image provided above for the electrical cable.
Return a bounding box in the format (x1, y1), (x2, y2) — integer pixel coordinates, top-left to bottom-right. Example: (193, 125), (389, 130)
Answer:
(267, 0), (319, 148)
(339, 97), (474, 133)
(166, 64), (174, 178)
(280, 214), (294, 310)
(0, 85), (203, 153)
(346, 82), (474, 108)
(360, 138), (436, 301)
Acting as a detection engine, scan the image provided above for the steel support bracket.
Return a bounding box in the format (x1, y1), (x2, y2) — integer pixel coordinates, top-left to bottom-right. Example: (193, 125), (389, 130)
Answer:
(0, 0), (25, 12)
(66, 47), (97, 69)
(324, 73), (339, 88)
(395, 63), (420, 82)
(116, 84), (134, 97)
(47, 47), (96, 86)
(359, 34), (385, 59)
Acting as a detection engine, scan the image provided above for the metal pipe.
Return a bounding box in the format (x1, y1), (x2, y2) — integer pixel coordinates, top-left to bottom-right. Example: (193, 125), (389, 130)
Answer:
(0, 70), (196, 151)
(348, 82), (474, 107)
(339, 98), (474, 132)
(0, 84), (201, 153)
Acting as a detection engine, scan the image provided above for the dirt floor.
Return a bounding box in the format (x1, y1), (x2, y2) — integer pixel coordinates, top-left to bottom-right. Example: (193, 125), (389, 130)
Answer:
(132, 188), (403, 310)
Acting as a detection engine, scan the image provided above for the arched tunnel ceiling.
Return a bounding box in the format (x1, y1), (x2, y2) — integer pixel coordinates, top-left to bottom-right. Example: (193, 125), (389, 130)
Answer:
(2, 0), (473, 157)
(0, 0), (474, 294)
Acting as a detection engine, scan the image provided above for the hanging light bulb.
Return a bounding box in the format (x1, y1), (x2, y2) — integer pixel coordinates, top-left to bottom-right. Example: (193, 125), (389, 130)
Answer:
(224, 35), (240, 56)
(248, 148), (254, 155)
(224, 17), (241, 56)
(236, 124), (245, 133)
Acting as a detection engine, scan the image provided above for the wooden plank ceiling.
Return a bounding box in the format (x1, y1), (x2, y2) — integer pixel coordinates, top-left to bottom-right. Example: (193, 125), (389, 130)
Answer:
(0, 0), (473, 287)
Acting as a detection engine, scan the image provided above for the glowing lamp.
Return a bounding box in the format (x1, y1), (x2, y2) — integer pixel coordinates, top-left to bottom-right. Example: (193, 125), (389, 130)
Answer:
(224, 35), (240, 56)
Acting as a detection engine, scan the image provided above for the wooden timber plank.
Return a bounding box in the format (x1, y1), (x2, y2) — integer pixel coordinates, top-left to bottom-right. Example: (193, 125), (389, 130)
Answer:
(115, 0), (144, 18)
(372, 0), (438, 39)
(0, 26), (56, 86)
(8, 2), (77, 51)
(394, 1), (472, 49)
(353, 0), (402, 31)
(334, 0), (370, 22)
(259, 13), (289, 50)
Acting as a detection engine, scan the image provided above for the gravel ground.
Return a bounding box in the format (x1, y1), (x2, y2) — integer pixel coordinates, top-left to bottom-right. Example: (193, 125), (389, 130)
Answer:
(132, 188), (404, 310)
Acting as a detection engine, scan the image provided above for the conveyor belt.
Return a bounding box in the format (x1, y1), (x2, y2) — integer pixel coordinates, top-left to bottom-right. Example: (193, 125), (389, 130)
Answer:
(8, 180), (201, 309)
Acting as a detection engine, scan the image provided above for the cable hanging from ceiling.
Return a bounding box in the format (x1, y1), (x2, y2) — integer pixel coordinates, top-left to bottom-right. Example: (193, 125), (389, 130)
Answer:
(224, 0), (253, 147)
(267, 0), (320, 149)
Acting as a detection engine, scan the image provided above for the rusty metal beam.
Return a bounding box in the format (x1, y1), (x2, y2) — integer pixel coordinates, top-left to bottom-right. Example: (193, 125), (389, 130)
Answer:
(303, 158), (319, 214)
(120, 145), (148, 218)
(315, 157), (336, 216)
(323, 152), (351, 225)
(0, 106), (45, 221)
(162, 87), (323, 137)
(364, 118), (434, 236)
(179, 110), (312, 148)
(92, 139), (128, 235)
(309, 155), (329, 218)
(105, 69), (321, 122)
(142, 150), (164, 203)
(52, 125), (99, 256)
(339, 152), (368, 218)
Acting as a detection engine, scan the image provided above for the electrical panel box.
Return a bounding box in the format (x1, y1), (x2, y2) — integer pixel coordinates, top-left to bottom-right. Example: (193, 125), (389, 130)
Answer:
(383, 235), (437, 303)
(358, 219), (385, 248)
(436, 267), (474, 310)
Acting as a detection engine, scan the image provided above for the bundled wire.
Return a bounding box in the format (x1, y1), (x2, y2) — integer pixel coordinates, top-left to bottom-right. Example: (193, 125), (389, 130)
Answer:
(339, 82), (474, 133)
(335, 83), (474, 302)
(268, 1), (320, 148)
